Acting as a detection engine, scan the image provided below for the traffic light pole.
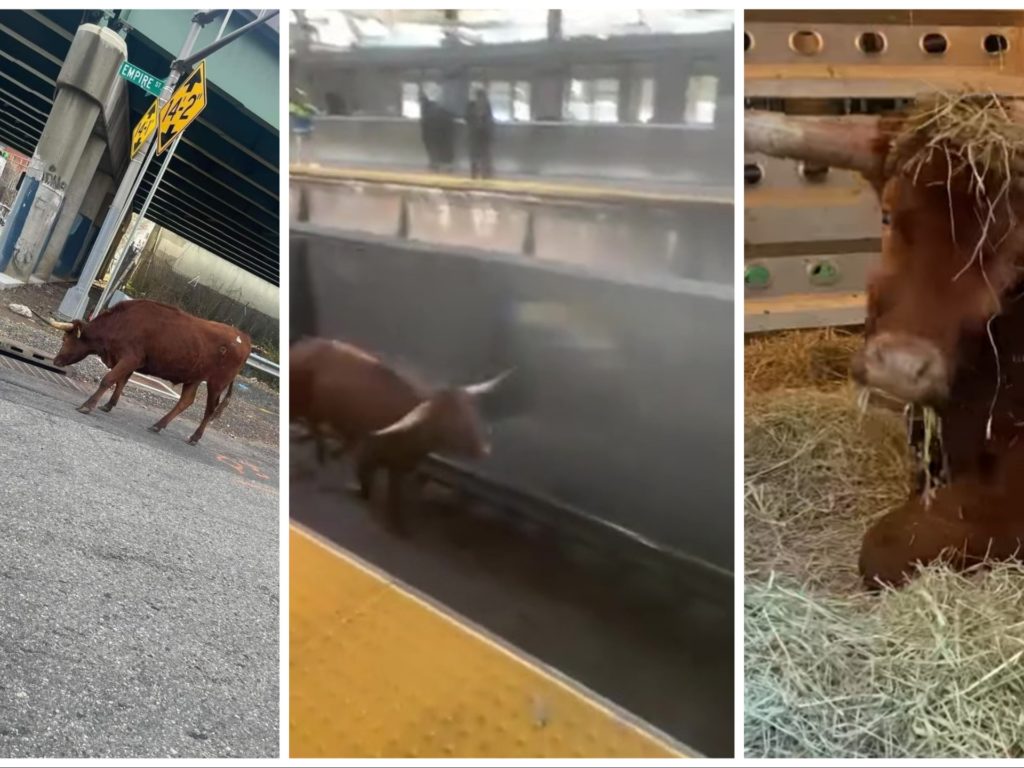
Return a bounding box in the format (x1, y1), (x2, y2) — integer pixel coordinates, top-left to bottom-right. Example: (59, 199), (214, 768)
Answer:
(57, 17), (205, 321)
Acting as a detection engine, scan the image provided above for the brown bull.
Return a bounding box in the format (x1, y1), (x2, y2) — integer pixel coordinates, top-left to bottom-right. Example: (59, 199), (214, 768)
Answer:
(746, 101), (1024, 587)
(48, 299), (251, 445)
(290, 336), (510, 530)
(859, 284), (1024, 587)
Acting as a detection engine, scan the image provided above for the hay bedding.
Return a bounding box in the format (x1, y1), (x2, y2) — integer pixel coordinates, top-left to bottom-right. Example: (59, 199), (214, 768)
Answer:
(744, 332), (1024, 758)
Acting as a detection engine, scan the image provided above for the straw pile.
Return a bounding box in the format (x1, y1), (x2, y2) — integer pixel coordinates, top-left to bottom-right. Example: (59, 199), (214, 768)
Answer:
(745, 328), (861, 395)
(744, 332), (1024, 758)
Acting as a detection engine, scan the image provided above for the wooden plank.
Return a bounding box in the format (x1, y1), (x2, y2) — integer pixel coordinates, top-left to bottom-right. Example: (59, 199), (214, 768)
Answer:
(745, 292), (867, 332)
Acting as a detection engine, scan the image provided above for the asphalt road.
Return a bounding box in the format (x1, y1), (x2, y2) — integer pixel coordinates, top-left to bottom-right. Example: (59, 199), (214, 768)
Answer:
(290, 442), (733, 757)
(0, 360), (279, 758)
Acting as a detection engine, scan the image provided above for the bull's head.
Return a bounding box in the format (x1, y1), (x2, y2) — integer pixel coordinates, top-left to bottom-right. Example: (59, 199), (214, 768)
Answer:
(47, 318), (92, 367)
(747, 108), (1024, 405)
(373, 369), (512, 459)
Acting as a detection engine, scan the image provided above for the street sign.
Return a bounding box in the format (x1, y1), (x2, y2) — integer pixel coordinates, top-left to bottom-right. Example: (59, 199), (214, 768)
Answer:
(157, 60), (208, 155)
(118, 60), (164, 98)
(130, 100), (158, 158)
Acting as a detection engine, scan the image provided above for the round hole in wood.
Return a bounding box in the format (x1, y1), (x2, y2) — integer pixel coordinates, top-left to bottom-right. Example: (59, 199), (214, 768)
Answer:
(789, 30), (823, 56)
(856, 31), (887, 55)
(921, 32), (948, 55)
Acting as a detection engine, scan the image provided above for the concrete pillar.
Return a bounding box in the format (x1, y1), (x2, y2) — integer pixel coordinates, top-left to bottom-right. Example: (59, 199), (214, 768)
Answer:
(53, 169), (114, 280)
(0, 24), (125, 284)
(34, 134), (105, 281)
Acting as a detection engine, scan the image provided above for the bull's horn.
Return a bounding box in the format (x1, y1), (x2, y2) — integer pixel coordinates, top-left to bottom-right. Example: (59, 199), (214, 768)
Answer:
(47, 318), (75, 332)
(373, 401), (432, 437)
(463, 368), (513, 397)
(745, 110), (884, 177)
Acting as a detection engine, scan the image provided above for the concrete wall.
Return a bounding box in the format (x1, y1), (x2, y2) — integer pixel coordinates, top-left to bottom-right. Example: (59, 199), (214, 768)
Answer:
(292, 226), (734, 571)
(292, 177), (733, 285)
(125, 225), (279, 350)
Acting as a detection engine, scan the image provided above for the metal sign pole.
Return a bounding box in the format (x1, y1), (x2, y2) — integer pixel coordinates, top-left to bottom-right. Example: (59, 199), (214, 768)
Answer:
(56, 18), (204, 321)
(88, 9), (280, 318)
(92, 131), (184, 316)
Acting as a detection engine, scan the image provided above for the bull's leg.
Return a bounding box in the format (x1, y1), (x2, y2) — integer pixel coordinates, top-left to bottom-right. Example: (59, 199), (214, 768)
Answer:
(77, 359), (138, 414)
(185, 385), (222, 445)
(148, 381), (199, 433)
(353, 449), (376, 500)
(859, 493), (975, 590)
(99, 375), (129, 412)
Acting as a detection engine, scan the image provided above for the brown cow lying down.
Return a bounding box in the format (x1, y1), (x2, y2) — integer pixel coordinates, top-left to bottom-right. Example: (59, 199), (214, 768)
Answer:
(860, 449), (1024, 589)
(744, 103), (1024, 587)
(290, 336), (510, 531)
(48, 299), (251, 445)
(859, 290), (1024, 588)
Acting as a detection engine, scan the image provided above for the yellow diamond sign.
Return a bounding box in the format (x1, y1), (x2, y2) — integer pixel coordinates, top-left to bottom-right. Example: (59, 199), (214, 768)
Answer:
(130, 99), (158, 158)
(157, 59), (208, 155)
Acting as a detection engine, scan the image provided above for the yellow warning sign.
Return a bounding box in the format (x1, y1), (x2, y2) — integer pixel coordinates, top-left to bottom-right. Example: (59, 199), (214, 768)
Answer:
(157, 60), (207, 155)
(130, 99), (158, 158)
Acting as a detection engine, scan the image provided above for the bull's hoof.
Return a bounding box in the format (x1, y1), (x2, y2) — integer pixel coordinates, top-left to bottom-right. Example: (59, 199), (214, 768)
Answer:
(76, 405), (93, 415)
(99, 404), (114, 413)
(186, 438), (200, 446)
(147, 425), (163, 433)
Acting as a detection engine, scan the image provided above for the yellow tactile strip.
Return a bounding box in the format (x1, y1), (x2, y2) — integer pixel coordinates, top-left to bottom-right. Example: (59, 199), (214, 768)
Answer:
(289, 525), (684, 758)
(290, 162), (732, 207)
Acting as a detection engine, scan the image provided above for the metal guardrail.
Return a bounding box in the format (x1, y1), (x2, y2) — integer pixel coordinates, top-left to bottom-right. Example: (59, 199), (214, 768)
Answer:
(245, 352), (279, 378)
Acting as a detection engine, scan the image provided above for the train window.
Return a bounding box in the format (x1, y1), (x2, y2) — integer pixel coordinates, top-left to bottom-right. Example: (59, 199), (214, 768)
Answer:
(684, 75), (718, 125)
(637, 77), (655, 123)
(401, 82), (420, 118)
(593, 78), (619, 123)
(513, 81), (532, 121)
(488, 81), (513, 122)
(564, 78), (620, 122)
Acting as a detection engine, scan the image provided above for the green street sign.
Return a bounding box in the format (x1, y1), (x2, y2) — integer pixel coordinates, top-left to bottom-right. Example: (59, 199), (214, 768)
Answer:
(118, 61), (164, 98)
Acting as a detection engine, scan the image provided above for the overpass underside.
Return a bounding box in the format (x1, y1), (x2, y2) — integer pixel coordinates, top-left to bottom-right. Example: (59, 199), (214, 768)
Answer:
(0, 9), (279, 290)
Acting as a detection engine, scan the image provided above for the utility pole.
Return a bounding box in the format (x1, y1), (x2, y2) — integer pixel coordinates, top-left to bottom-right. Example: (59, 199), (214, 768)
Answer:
(56, 14), (206, 321)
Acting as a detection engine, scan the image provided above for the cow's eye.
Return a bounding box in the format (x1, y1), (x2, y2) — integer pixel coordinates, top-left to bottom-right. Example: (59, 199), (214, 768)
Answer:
(881, 210), (892, 226)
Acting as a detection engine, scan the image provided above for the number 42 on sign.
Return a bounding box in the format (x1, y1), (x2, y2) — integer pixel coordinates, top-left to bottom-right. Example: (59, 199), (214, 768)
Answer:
(158, 60), (208, 155)
(129, 60), (209, 158)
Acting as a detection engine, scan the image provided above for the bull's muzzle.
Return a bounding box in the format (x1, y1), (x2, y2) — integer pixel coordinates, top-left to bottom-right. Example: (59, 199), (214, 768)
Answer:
(852, 332), (950, 404)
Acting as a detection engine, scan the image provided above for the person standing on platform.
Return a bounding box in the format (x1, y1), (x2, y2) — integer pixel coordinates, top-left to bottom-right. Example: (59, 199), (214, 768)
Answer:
(419, 93), (440, 171)
(466, 88), (495, 179)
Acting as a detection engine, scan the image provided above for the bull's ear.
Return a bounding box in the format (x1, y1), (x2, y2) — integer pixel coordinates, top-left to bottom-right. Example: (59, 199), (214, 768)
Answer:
(463, 368), (513, 397)
(373, 401), (431, 437)
(73, 320), (84, 339)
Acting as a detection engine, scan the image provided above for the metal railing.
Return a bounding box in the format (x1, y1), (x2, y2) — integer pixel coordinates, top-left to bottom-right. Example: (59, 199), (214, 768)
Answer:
(245, 352), (279, 378)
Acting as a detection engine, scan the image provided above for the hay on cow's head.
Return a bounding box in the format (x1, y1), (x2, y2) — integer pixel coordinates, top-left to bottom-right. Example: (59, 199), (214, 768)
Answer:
(745, 564), (1024, 759)
(745, 387), (910, 591)
(894, 91), (1024, 187)
(889, 92), (1024, 268)
(745, 329), (861, 395)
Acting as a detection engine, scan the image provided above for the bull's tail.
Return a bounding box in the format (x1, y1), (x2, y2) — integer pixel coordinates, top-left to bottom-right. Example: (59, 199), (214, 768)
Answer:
(212, 380), (235, 421)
